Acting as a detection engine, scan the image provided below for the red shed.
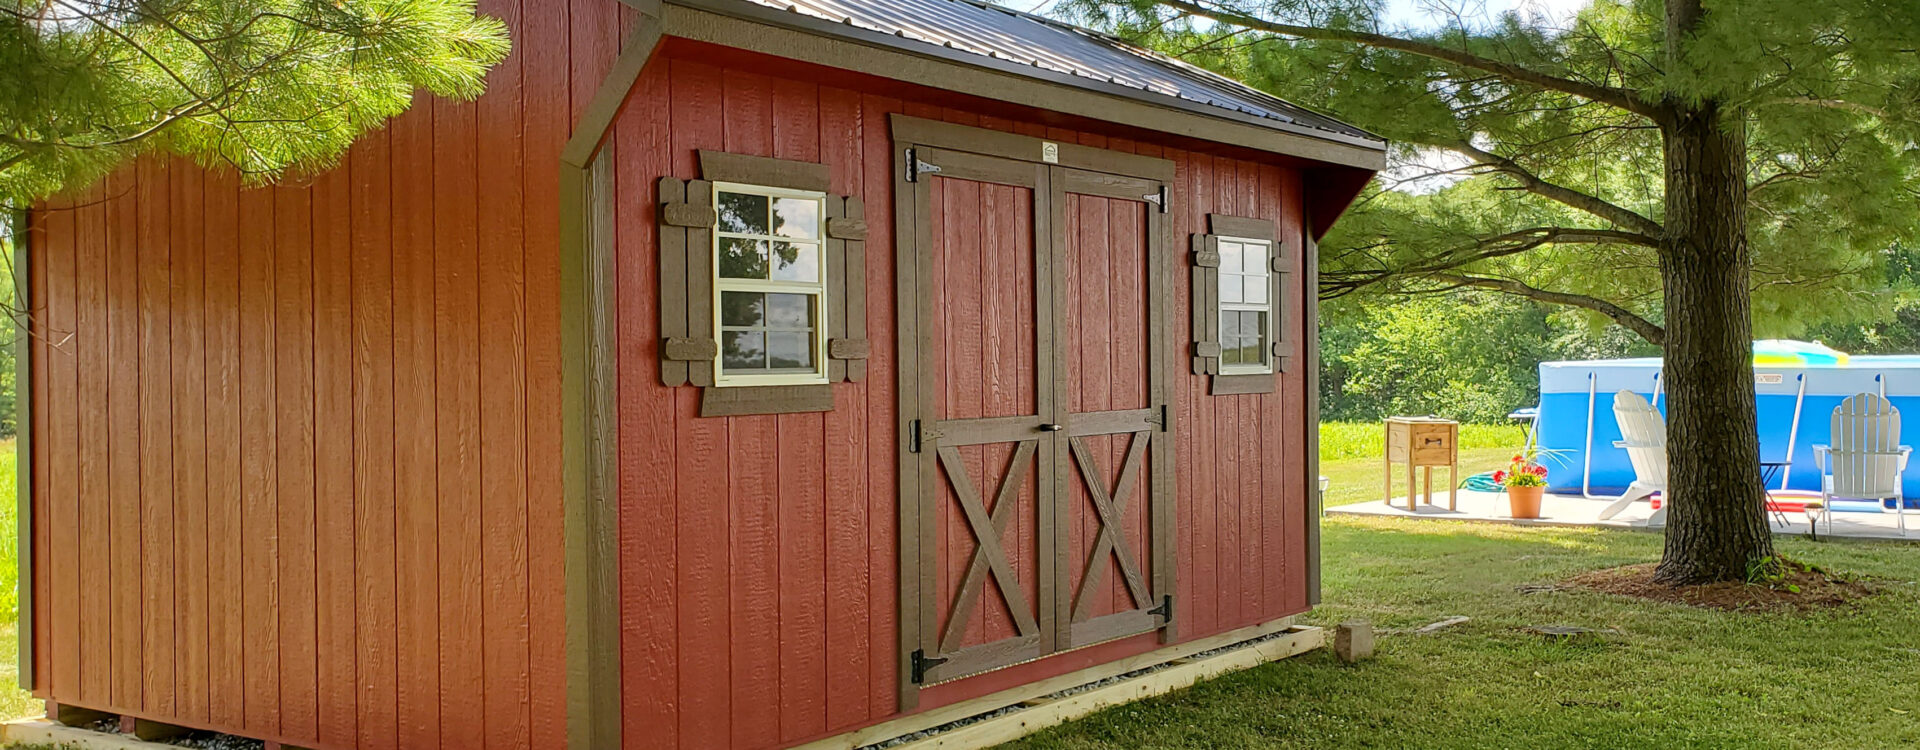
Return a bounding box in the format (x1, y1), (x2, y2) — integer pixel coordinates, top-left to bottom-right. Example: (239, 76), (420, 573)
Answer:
(17, 0), (1384, 747)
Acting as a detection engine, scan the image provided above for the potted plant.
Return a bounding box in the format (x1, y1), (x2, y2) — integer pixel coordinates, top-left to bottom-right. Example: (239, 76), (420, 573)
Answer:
(1496, 450), (1550, 519)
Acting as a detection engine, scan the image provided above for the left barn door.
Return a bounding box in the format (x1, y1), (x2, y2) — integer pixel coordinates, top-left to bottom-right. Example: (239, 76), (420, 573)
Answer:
(899, 146), (1059, 688)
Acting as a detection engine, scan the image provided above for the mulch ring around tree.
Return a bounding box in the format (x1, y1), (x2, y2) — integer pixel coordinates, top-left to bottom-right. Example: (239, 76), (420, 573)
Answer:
(1567, 562), (1875, 612)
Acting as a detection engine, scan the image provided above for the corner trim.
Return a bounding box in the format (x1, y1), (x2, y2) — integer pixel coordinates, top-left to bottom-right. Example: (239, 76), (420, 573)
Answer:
(1304, 217), (1322, 605)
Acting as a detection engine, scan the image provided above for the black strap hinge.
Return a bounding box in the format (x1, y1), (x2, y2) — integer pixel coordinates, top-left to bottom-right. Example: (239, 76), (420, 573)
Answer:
(910, 648), (948, 684)
(1149, 594), (1174, 623)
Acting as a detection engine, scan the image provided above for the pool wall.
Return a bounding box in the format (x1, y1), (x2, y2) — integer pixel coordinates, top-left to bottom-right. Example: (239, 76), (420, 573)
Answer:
(1536, 356), (1920, 505)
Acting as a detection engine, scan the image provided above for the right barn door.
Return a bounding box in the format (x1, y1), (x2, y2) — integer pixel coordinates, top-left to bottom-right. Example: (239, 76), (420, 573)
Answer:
(1053, 168), (1174, 650)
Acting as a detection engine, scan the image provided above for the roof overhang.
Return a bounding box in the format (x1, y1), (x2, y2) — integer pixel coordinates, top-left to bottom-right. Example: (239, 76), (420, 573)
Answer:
(657, 0), (1386, 172)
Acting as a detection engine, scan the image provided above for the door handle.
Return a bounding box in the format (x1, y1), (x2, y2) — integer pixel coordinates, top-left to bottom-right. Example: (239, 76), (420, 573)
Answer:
(1039, 423), (1066, 432)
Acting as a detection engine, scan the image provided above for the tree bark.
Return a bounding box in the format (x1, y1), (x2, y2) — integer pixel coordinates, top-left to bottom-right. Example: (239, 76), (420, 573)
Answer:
(1652, 0), (1775, 584)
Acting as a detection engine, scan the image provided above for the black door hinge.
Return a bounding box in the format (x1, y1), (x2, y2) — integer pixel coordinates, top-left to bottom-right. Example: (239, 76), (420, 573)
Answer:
(910, 648), (948, 684)
(1148, 594), (1174, 623)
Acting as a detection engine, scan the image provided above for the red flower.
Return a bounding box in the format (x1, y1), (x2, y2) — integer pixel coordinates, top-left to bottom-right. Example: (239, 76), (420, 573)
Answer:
(1513, 455), (1524, 463)
(1532, 465), (1548, 476)
(1493, 470), (1506, 483)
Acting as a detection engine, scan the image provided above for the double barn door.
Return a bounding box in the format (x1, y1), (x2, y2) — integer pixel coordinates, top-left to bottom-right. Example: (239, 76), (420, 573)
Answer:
(894, 119), (1174, 704)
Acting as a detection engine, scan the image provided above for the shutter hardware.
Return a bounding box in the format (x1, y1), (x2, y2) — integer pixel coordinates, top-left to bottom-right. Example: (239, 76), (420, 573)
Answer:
(910, 648), (948, 684)
(1148, 594), (1174, 623)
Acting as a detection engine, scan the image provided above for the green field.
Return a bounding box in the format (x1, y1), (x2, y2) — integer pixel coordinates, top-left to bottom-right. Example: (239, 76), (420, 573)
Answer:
(1318, 421), (1528, 508)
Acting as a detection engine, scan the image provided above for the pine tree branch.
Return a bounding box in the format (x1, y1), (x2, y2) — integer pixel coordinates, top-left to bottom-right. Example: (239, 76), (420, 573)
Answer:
(1320, 226), (1657, 297)
(1151, 0), (1666, 120)
(1756, 97), (1893, 119)
(1428, 273), (1667, 345)
(1448, 141), (1667, 238)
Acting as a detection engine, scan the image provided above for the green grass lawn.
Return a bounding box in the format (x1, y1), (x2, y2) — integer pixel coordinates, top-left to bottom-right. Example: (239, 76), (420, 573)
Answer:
(0, 439), (35, 723)
(1008, 517), (1920, 749)
(1320, 421), (1529, 508)
(1006, 426), (1920, 749)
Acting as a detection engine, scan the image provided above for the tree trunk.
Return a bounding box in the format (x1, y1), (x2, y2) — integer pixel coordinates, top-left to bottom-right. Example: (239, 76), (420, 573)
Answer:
(1652, 102), (1775, 584)
(1652, 0), (1775, 585)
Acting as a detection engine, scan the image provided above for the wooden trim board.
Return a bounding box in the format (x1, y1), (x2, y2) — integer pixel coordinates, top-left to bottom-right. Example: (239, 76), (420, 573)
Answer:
(794, 618), (1315, 750)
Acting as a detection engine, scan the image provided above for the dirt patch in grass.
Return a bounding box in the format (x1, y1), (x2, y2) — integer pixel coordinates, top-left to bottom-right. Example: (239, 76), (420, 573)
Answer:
(1568, 562), (1874, 612)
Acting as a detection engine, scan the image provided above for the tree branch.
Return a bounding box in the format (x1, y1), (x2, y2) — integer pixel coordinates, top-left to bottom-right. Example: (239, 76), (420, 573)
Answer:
(1449, 141), (1667, 238)
(1756, 97), (1893, 119)
(1151, 0), (1666, 120)
(1430, 273), (1667, 345)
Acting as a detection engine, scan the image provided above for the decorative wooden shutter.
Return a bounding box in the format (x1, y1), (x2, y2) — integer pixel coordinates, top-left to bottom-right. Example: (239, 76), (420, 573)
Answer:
(1272, 241), (1294, 372)
(658, 176), (718, 387)
(825, 196), (869, 383)
(1189, 234), (1221, 375)
(1193, 214), (1283, 395)
(657, 153), (868, 415)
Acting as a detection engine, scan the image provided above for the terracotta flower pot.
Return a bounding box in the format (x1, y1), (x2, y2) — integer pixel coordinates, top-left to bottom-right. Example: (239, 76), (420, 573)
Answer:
(1507, 485), (1544, 519)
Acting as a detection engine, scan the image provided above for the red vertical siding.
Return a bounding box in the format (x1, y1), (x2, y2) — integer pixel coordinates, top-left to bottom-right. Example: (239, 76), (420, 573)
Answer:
(26, 1), (621, 746)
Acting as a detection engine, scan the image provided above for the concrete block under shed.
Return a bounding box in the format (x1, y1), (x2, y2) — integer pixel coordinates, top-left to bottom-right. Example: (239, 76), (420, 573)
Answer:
(1335, 620), (1374, 663)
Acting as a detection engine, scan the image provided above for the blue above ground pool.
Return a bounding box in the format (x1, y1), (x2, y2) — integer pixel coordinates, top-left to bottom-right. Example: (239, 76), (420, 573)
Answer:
(1534, 353), (1920, 507)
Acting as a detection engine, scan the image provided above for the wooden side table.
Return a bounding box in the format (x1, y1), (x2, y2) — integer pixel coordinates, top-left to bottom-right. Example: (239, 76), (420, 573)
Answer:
(1385, 417), (1459, 511)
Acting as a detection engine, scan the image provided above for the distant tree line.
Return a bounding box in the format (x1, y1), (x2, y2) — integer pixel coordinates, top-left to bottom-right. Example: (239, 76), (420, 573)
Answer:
(1324, 242), (1920, 425)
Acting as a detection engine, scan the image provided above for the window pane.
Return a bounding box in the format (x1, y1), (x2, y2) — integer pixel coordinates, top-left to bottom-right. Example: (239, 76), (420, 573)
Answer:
(1244, 243), (1268, 274)
(721, 292), (765, 328)
(1252, 310), (1268, 339)
(768, 331), (813, 369)
(773, 198), (820, 239)
(723, 331), (766, 370)
(1245, 276), (1267, 304)
(1219, 272), (1242, 304)
(1220, 309), (1240, 339)
(1218, 242), (1243, 281)
(1221, 338), (1242, 365)
(719, 238), (769, 279)
(767, 293), (813, 329)
(718, 192), (769, 235)
(1229, 336), (1261, 365)
(770, 241), (819, 282)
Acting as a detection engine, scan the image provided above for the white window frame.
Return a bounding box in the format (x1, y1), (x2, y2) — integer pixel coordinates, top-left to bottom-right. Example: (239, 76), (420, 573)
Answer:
(1217, 235), (1273, 375)
(712, 181), (831, 387)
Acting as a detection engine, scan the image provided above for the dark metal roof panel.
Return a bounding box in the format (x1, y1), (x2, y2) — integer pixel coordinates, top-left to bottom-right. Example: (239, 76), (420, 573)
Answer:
(733, 0), (1383, 146)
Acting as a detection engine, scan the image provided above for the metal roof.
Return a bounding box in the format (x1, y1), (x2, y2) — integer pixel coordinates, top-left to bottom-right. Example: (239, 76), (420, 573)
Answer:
(727, 0), (1384, 148)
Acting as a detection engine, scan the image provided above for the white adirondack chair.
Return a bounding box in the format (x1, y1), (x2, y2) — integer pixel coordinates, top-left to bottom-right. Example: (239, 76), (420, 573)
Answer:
(1598, 390), (1668, 525)
(1814, 393), (1911, 536)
